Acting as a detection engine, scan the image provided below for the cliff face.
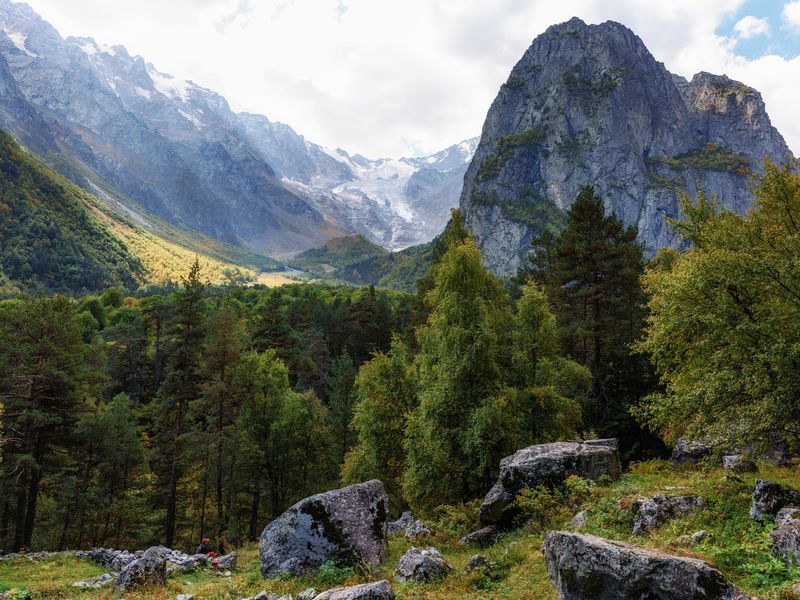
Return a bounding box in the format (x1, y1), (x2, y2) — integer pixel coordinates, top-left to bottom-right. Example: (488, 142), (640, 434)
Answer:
(460, 18), (794, 275)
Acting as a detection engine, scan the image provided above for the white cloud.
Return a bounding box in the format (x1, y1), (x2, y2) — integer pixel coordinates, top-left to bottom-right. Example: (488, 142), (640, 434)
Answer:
(17, 0), (800, 158)
(784, 1), (800, 29)
(733, 15), (770, 38)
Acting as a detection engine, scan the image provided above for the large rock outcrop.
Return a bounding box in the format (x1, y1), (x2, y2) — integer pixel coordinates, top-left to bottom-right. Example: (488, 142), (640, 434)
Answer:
(259, 480), (389, 578)
(480, 439), (620, 524)
(460, 17), (793, 276)
(542, 531), (751, 599)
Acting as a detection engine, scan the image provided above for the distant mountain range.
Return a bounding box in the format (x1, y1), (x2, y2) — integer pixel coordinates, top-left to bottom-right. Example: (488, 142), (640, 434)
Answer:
(1, 1), (796, 292)
(0, 0), (475, 267)
(460, 18), (795, 275)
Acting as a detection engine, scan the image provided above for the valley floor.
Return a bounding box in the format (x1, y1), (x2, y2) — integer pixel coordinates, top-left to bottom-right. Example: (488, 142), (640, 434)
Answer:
(3, 460), (800, 599)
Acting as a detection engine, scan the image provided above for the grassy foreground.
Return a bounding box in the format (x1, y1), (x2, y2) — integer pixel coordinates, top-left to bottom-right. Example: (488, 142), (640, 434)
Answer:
(2, 460), (800, 599)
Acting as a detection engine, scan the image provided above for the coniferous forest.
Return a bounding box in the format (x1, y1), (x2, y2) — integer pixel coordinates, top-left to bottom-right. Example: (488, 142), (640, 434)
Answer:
(0, 194), (657, 553)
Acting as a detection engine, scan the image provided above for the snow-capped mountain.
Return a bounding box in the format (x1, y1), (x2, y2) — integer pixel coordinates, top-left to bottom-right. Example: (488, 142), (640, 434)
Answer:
(0, 0), (476, 256)
(237, 115), (477, 250)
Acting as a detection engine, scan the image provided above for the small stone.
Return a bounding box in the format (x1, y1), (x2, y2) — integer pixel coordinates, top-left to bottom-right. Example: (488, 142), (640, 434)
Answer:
(459, 524), (499, 547)
(296, 589), (317, 600)
(176, 595), (195, 600)
(671, 438), (713, 468)
(464, 554), (489, 573)
(217, 551), (237, 570)
(769, 508), (800, 567)
(722, 454), (757, 473)
(691, 530), (711, 544)
(570, 510), (588, 531)
(632, 495), (704, 536)
(395, 547), (452, 583)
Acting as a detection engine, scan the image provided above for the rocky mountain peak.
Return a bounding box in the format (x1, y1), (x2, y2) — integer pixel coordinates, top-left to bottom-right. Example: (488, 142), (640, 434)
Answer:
(460, 17), (793, 276)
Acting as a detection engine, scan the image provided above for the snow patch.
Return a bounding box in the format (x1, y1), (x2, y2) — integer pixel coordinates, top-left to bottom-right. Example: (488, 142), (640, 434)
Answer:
(178, 109), (202, 128)
(4, 30), (36, 57)
(134, 86), (152, 100)
(148, 67), (192, 102)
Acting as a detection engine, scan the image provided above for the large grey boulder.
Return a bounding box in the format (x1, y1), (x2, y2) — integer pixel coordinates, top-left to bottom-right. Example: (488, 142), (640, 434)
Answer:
(259, 480), (389, 577)
(750, 480), (800, 523)
(480, 439), (620, 524)
(769, 507), (800, 567)
(113, 546), (168, 592)
(543, 531), (751, 599)
(394, 547), (453, 583)
(631, 495), (705, 536)
(313, 580), (394, 600)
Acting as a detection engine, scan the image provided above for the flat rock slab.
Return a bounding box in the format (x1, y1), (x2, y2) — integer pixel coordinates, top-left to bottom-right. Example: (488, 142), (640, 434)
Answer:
(543, 531), (751, 600)
(259, 480), (389, 577)
(313, 580), (394, 600)
(480, 439), (620, 524)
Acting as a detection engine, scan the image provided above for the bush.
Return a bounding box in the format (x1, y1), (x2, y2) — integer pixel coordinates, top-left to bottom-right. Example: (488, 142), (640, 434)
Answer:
(432, 500), (481, 537)
(316, 560), (355, 586)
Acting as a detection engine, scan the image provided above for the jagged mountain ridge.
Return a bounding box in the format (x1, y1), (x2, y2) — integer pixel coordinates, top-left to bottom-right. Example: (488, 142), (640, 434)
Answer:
(460, 17), (795, 275)
(0, 0), (474, 257)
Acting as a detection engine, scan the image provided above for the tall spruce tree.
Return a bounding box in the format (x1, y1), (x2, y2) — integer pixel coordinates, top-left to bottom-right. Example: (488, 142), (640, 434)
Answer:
(530, 186), (654, 453)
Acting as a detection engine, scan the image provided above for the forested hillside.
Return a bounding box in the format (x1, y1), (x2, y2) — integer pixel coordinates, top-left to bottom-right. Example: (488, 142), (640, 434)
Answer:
(0, 130), (144, 293)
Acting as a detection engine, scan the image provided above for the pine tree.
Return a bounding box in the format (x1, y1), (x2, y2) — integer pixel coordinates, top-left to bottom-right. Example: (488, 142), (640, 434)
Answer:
(0, 295), (91, 550)
(155, 260), (207, 547)
(326, 352), (358, 466)
(196, 299), (245, 543)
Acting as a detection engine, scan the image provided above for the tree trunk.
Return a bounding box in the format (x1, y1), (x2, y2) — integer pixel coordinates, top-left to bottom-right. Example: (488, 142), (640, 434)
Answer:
(248, 486), (260, 541)
(22, 465), (41, 548)
(13, 471), (27, 551)
(165, 400), (184, 547)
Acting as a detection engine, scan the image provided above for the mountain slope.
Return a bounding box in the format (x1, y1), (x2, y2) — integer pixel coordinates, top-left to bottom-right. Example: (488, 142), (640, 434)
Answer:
(0, 0), (346, 257)
(0, 128), (143, 292)
(460, 18), (794, 275)
(0, 0), (475, 259)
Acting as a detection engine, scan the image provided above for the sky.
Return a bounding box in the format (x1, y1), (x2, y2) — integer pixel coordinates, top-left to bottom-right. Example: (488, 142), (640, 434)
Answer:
(19, 0), (800, 158)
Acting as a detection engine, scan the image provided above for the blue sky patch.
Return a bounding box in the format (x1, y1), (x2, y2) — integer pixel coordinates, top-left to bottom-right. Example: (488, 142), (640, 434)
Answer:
(717, 0), (800, 59)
